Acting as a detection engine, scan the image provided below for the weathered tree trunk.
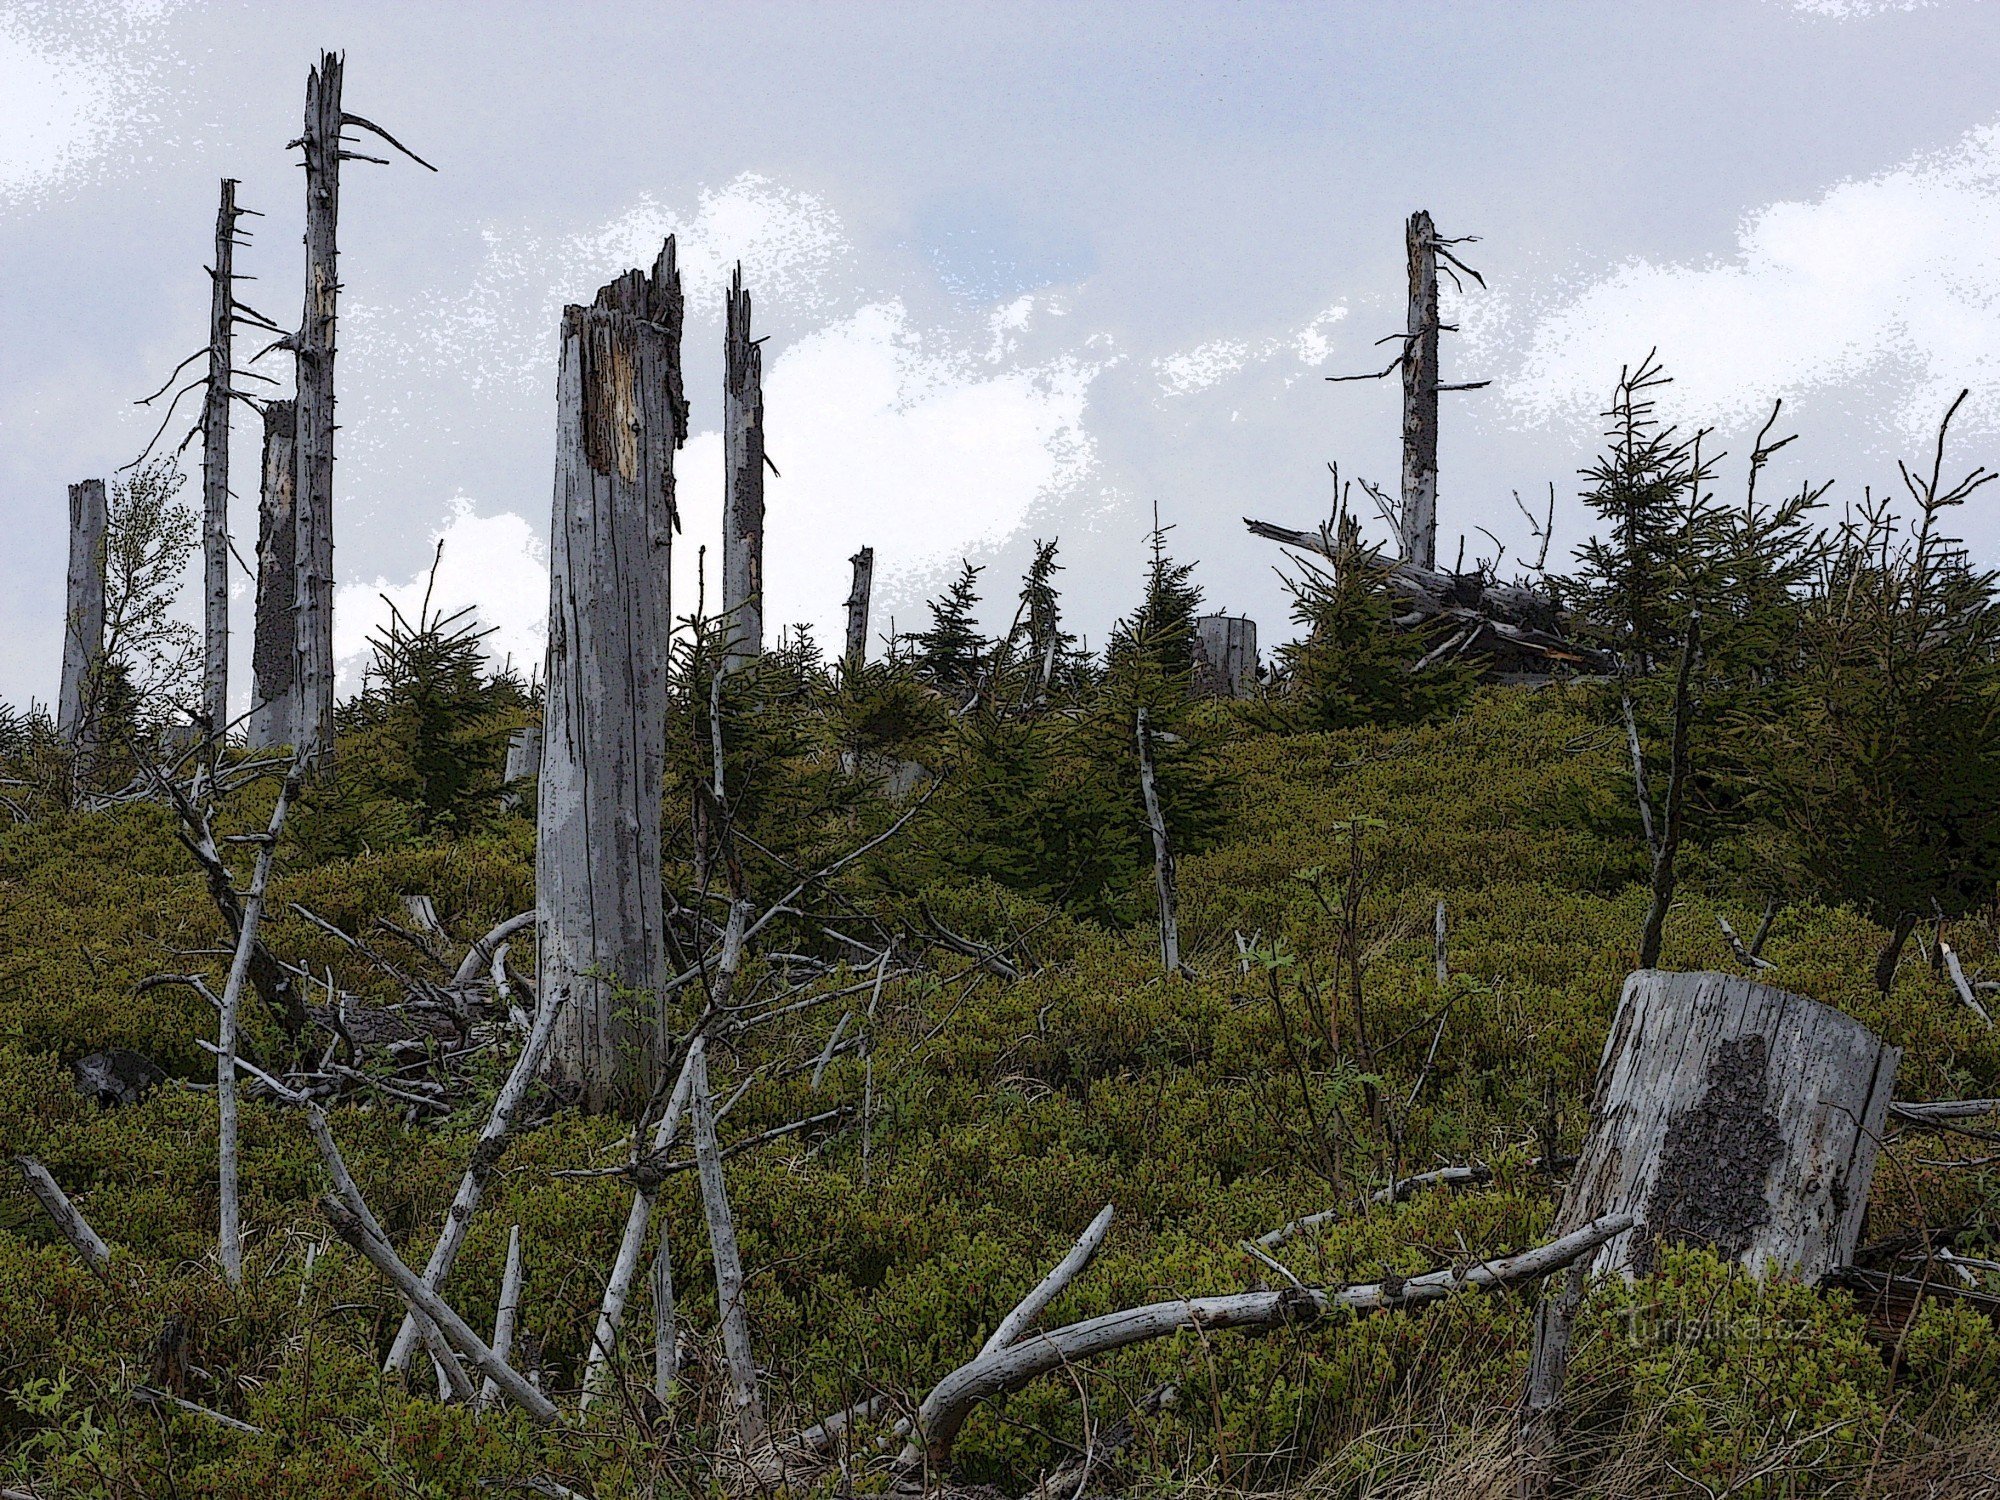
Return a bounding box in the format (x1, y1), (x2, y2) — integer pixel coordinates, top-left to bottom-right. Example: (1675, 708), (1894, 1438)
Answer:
(1135, 708), (1181, 975)
(1400, 210), (1440, 570)
(1553, 970), (1899, 1281)
(1515, 1260), (1587, 1499)
(844, 545), (874, 673)
(58, 478), (108, 749)
(1193, 613), (1258, 698)
(537, 241), (686, 1113)
(293, 52), (342, 777)
(692, 1037), (767, 1449)
(201, 178), (238, 734)
(503, 724), (541, 785)
(248, 400), (297, 749)
(722, 265), (765, 672)
(1637, 615), (1700, 969)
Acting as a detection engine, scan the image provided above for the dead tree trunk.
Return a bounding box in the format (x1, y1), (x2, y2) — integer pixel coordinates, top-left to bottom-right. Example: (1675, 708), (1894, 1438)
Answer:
(201, 178), (238, 734)
(1553, 969), (1899, 1282)
(722, 264), (765, 672)
(292, 52), (342, 776)
(1401, 211), (1440, 569)
(844, 546), (874, 673)
(1135, 708), (1181, 975)
(58, 478), (108, 749)
(248, 400), (297, 749)
(538, 241), (686, 1113)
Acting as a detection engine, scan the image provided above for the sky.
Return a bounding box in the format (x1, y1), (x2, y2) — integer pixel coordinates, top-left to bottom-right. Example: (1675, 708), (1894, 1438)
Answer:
(4, 0), (2000, 712)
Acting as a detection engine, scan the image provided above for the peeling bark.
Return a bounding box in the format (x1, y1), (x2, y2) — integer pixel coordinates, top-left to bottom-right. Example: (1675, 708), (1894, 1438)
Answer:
(1401, 210), (1440, 570)
(1555, 970), (1899, 1281)
(538, 240), (685, 1112)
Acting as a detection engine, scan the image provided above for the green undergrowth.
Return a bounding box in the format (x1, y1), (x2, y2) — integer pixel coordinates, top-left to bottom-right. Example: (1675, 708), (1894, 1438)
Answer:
(6, 684), (2000, 1497)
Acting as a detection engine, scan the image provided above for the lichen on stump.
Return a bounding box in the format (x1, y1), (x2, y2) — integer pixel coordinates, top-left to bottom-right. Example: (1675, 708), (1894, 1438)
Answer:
(1553, 969), (1899, 1282)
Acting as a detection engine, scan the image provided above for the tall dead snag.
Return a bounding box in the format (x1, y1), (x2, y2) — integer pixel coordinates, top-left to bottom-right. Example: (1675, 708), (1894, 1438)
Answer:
(1135, 708), (1181, 975)
(538, 241), (687, 1112)
(844, 545), (874, 673)
(289, 51), (435, 775)
(57, 479), (108, 750)
(200, 179), (240, 732)
(248, 400), (297, 748)
(722, 264), (766, 672)
(1328, 211), (1487, 570)
(1553, 970), (1899, 1282)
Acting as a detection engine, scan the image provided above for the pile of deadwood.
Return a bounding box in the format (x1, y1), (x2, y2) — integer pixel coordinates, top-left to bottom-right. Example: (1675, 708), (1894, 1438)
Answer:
(1243, 515), (1607, 680)
(13, 752), (1998, 1496)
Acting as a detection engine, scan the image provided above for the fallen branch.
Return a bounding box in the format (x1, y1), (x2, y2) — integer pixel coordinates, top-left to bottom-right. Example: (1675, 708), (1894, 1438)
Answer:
(897, 1211), (1633, 1469)
(132, 1385), (262, 1434)
(981, 1204), (1114, 1358)
(1941, 942), (1994, 1026)
(321, 1194), (559, 1423)
(454, 911), (536, 990)
(477, 1225), (525, 1412)
(12, 1157), (112, 1275)
(1718, 915), (1775, 973)
(384, 984), (570, 1374)
(693, 1038), (768, 1448)
(1254, 1165), (1494, 1249)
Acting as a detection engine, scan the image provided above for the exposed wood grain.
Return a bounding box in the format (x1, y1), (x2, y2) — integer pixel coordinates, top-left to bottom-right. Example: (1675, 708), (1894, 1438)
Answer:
(58, 479), (107, 748)
(538, 239), (685, 1110)
(844, 546), (874, 672)
(12, 1156), (112, 1275)
(1401, 210), (1440, 569)
(292, 52), (342, 775)
(201, 178), (238, 732)
(1554, 970), (1898, 1281)
(248, 399), (297, 748)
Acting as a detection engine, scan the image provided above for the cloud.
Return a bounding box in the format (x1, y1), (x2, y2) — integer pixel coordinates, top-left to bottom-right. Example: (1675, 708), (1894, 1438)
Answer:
(1784, 0), (1935, 16)
(673, 299), (1112, 648)
(0, 2), (188, 208)
(1151, 303), (1349, 397)
(332, 498), (547, 691)
(1498, 120), (2000, 445)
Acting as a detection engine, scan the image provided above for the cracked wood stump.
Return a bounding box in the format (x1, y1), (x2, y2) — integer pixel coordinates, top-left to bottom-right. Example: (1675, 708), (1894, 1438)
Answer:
(537, 239), (686, 1113)
(1553, 969), (1898, 1282)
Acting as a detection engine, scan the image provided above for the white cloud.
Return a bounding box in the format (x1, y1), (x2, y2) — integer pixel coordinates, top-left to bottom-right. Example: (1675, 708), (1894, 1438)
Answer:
(1785, 0), (1935, 16)
(332, 498), (547, 692)
(0, 3), (188, 208)
(673, 300), (1111, 649)
(1152, 303), (1348, 397)
(1501, 120), (2000, 444)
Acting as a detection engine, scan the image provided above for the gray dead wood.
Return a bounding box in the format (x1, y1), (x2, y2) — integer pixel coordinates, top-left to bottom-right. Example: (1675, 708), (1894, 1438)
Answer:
(503, 725), (542, 785)
(454, 910), (537, 990)
(383, 985), (568, 1372)
(898, 1212), (1633, 1470)
(247, 399), (297, 749)
(1890, 1098), (2000, 1124)
(217, 762), (303, 1284)
(1135, 708), (1180, 975)
(1552, 969), (1898, 1281)
(133, 1385), (261, 1434)
(58, 479), (108, 749)
(12, 1157), (111, 1274)
(580, 1044), (699, 1408)
(1718, 914), (1774, 973)
(1515, 1259), (1588, 1499)
(844, 546), (874, 672)
(292, 52), (342, 775)
(538, 241), (685, 1112)
(693, 1038), (768, 1448)
(1434, 899), (1448, 989)
(200, 178), (238, 732)
(1193, 614), (1258, 698)
(980, 1203), (1114, 1358)
(722, 263), (765, 671)
(1400, 210), (1441, 568)
(1637, 615), (1699, 970)
(321, 1194), (557, 1422)
(477, 1224), (524, 1411)
(800, 1393), (891, 1454)
(1941, 941), (1993, 1026)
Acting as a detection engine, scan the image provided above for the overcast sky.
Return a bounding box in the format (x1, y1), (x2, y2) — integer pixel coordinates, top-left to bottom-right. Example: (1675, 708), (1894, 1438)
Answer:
(4, 0), (1999, 711)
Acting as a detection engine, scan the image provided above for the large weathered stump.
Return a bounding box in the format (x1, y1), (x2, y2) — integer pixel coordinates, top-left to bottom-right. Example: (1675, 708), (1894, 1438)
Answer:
(537, 239), (686, 1113)
(1554, 970), (1898, 1281)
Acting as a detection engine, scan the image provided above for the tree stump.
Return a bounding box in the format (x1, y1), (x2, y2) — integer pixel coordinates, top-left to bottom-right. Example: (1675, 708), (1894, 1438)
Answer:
(537, 239), (686, 1113)
(58, 478), (107, 748)
(1553, 970), (1898, 1281)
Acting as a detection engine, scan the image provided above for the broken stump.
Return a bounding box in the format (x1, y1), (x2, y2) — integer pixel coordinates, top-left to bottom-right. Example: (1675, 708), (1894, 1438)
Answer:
(1553, 969), (1898, 1282)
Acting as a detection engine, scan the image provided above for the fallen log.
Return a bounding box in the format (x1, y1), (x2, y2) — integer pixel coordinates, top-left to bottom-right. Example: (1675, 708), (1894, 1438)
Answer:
(897, 1212), (1633, 1470)
(12, 1157), (112, 1275)
(1552, 970), (1897, 1281)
